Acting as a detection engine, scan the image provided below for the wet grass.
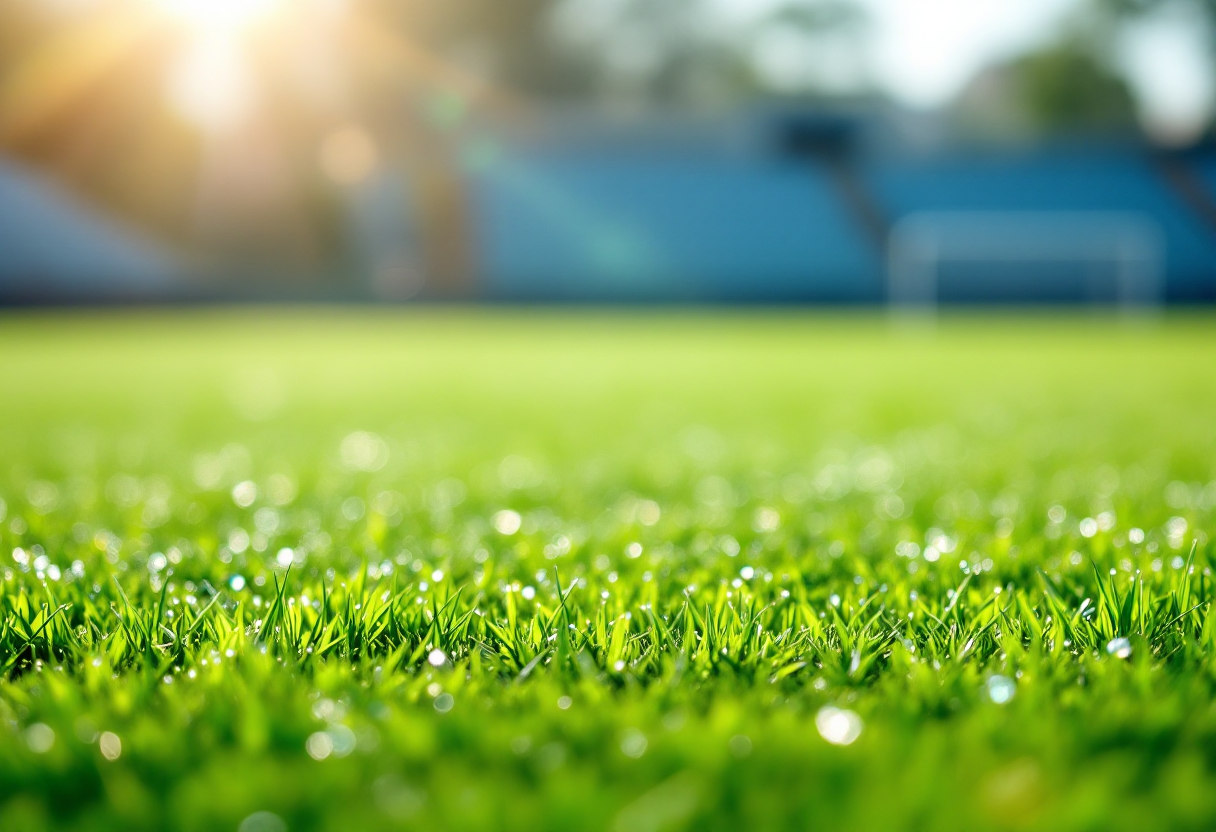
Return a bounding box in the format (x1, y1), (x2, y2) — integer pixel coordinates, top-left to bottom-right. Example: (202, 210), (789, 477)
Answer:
(1, 310), (1215, 831)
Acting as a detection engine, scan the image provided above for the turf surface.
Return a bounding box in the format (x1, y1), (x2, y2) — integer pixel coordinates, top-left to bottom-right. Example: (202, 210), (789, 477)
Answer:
(1, 310), (1215, 831)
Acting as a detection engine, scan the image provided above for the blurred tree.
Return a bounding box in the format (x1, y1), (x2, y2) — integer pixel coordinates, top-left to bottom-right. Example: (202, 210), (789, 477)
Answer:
(363, 0), (596, 100)
(953, 12), (1139, 141)
(957, 45), (1138, 139)
(361, 0), (865, 106)
(955, 0), (1216, 141)
(543, 0), (868, 106)
(1104, 0), (1216, 40)
(1015, 44), (1137, 132)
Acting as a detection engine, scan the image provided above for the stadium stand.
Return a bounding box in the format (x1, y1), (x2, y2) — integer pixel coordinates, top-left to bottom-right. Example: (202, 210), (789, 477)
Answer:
(2, 110), (1213, 304)
(0, 158), (176, 302)
(461, 111), (1216, 304)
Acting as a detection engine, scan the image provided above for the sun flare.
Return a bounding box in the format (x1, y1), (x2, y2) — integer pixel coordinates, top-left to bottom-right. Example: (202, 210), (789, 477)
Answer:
(149, 0), (286, 132)
(153, 0), (281, 35)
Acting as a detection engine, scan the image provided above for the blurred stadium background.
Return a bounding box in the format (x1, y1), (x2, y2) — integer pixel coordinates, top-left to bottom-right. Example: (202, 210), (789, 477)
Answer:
(1, 0), (1215, 305)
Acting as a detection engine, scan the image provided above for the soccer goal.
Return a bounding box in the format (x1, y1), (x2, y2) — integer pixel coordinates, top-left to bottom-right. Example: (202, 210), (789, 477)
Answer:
(887, 211), (1165, 314)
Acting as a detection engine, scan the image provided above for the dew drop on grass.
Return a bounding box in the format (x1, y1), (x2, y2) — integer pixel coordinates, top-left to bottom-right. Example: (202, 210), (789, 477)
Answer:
(26, 723), (55, 753)
(99, 731), (121, 761)
(238, 811), (287, 832)
(306, 731), (333, 760)
(1107, 637), (1132, 659)
(328, 724), (356, 756)
(815, 707), (862, 746)
(232, 481), (258, 508)
(729, 734), (753, 758)
(620, 728), (647, 758)
(987, 675), (1016, 704)
(753, 507), (780, 532)
(492, 510), (521, 535)
(229, 574), (246, 591)
(427, 648), (447, 667)
(74, 717), (98, 743)
(229, 528), (251, 554)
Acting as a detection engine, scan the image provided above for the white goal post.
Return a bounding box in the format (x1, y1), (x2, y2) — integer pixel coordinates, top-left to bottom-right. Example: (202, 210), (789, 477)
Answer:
(887, 211), (1165, 313)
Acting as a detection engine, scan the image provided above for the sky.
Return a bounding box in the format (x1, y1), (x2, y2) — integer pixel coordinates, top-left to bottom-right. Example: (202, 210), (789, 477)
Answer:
(856, 0), (1078, 107)
(725, 0), (1214, 140)
(860, 0), (1213, 140)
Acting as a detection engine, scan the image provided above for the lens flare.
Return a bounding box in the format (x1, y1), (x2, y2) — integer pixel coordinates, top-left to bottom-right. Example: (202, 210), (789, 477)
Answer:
(155, 0), (281, 34)
(166, 37), (256, 131)
(152, 0), (283, 131)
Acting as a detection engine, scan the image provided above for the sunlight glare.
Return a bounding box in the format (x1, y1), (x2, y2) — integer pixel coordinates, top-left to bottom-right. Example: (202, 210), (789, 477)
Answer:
(153, 0), (285, 132)
(155, 0), (281, 35)
(166, 36), (257, 131)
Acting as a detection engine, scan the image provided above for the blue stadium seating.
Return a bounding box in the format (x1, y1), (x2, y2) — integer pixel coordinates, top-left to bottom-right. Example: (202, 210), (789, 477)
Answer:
(0, 159), (174, 300)
(464, 117), (1216, 303)
(468, 148), (881, 301)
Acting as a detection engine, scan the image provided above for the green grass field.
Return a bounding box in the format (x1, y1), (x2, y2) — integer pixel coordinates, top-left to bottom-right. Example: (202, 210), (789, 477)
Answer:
(2, 310), (1215, 832)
